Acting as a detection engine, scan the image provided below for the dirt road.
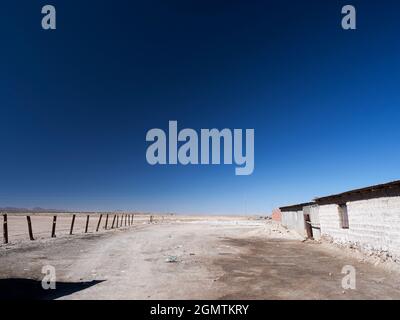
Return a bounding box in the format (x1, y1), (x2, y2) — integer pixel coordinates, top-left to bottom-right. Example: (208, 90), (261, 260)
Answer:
(1, 218), (400, 299)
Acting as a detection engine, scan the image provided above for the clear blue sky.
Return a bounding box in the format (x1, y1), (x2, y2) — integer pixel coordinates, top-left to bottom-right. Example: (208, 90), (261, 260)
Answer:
(1, 0), (400, 214)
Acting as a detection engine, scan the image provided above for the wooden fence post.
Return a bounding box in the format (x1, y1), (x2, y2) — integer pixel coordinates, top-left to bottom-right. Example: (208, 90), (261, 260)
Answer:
(85, 215), (90, 233)
(105, 214), (109, 229)
(70, 214), (76, 235)
(3, 214), (8, 244)
(116, 215), (119, 228)
(124, 214), (127, 226)
(51, 216), (57, 238)
(111, 214), (116, 229)
(96, 214), (103, 232)
(26, 216), (34, 241)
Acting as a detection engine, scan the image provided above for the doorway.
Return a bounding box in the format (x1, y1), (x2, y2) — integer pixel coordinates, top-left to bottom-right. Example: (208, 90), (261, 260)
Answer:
(304, 214), (314, 239)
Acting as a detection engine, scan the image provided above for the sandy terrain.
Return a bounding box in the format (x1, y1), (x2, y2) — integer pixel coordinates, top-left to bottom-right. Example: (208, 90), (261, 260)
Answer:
(1, 216), (400, 299)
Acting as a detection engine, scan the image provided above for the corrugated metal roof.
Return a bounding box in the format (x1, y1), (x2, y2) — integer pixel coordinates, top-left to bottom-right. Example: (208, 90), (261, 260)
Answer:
(314, 180), (400, 204)
(278, 180), (400, 210)
(279, 202), (316, 212)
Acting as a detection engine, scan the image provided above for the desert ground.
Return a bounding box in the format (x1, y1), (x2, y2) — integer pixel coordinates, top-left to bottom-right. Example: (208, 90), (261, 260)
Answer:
(1, 214), (400, 299)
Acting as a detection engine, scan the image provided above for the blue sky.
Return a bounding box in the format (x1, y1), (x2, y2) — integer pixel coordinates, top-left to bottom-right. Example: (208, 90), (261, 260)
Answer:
(1, 1), (400, 214)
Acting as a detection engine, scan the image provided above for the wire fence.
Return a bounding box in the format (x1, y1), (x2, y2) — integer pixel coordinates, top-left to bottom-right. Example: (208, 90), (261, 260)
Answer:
(1, 213), (160, 244)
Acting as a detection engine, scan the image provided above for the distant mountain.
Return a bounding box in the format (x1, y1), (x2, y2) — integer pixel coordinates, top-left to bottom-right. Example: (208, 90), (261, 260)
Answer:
(0, 207), (69, 213)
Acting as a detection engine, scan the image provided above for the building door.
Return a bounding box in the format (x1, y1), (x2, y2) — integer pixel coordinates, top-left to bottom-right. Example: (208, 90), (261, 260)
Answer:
(304, 214), (314, 239)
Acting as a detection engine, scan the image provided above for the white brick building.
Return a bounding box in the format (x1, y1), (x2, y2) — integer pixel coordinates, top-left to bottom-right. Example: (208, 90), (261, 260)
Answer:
(315, 181), (400, 260)
(279, 180), (400, 261)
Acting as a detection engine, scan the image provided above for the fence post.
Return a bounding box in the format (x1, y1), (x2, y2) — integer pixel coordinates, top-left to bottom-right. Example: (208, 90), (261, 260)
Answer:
(105, 214), (109, 229)
(116, 215), (119, 228)
(70, 214), (76, 235)
(3, 214), (8, 244)
(150, 215), (153, 223)
(26, 216), (34, 241)
(96, 214), (103, 232)
(85, 215), (90, 233)
(51, 216), (57, 238)
(111, 214), (116, 229)
(124, 214), (127, 226)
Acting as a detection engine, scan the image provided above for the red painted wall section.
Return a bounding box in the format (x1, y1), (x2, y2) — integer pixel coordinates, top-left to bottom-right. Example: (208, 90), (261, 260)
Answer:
(271, 208), (282, 222)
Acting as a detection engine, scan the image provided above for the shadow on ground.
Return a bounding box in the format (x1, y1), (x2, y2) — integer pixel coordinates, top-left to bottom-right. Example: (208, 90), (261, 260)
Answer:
(0, 278), (104, 300)
(214, 237), (400, 299)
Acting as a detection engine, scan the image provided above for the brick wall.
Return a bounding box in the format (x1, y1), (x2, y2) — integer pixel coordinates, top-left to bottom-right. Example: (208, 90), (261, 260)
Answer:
(271, 209), (281, 222)
(319, 196), (400, 259)
(281, 210), (306, 237)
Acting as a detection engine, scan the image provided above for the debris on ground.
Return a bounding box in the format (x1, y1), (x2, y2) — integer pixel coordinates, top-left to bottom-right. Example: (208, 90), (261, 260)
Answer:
(165, 255), (178, 263)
